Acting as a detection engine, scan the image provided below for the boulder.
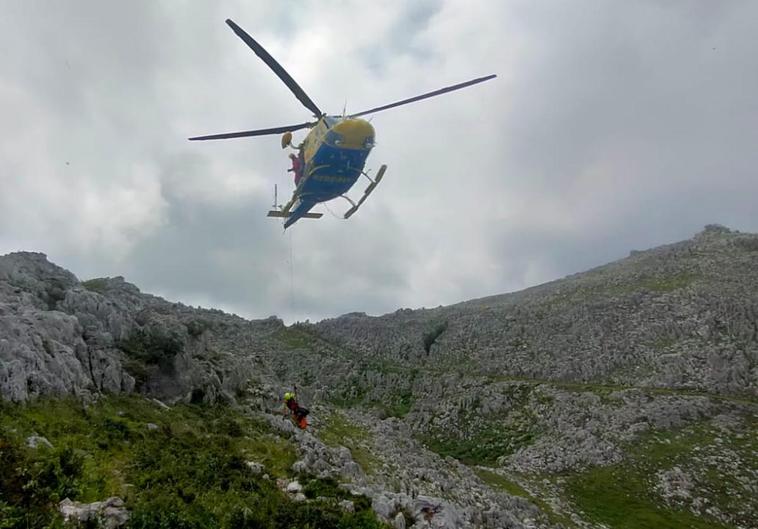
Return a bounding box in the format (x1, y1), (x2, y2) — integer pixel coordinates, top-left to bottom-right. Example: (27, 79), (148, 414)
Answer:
(26, 435), (53, 449)
(59, 497), (129, 529)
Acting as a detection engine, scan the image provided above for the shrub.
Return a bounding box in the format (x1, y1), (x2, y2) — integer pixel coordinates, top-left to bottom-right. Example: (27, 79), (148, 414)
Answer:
(422, 320), (448, 354)
(186, 319), (210, 337)
(118, 328), (183, 373)
(81, 278), (109, 293)
(1, 398), (389, 529)
(0, 434), (80, 528)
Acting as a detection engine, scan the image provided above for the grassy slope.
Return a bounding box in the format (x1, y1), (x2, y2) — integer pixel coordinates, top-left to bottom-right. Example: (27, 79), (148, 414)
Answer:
(0, 396), (387, 529)
(416, 381), (756, 529)
(318, 412), (380, 476)
(565, 417), (757, 529)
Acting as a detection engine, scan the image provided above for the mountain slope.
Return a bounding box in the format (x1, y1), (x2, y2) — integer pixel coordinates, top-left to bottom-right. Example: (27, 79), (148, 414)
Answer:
(1, 224), (756, 529)
(312, 224), (757, 396)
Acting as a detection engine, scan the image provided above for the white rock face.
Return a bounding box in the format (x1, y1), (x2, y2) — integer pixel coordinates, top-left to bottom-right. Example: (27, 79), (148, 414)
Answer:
(0, 251), (262, 404)
(26, 435), (53, 449)
(656, 466), (695, 500)
(286, 480), (303, 493)
(246, 461), (265, 475)
(338, 499), (355, 513)
(0, 253), (132, 401)
(59, 497), (129, 529)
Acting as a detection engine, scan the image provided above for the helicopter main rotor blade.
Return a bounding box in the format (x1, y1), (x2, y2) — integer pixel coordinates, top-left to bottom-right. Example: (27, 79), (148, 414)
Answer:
(189, 122), (313, 141)
(226, 19), (323, 118)
(349, 74), (497, 118)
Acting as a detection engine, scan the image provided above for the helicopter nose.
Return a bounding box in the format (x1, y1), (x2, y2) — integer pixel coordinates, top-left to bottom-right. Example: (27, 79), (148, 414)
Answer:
(331, 118), (375, 149)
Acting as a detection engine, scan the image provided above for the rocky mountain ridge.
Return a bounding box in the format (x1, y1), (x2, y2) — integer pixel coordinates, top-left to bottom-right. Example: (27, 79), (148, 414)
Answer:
(313, 224), (757, 397)
(1, 224), (756, 528)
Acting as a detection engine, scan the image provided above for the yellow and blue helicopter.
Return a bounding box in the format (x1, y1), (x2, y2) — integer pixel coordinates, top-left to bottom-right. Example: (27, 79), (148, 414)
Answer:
(191, 19), (496, 229)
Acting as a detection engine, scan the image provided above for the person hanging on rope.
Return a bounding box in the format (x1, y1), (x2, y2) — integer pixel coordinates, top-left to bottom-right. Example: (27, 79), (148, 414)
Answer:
(282, 131), (305, 187)
(283, 387), (309, 429)
(288, 153), (304, 186)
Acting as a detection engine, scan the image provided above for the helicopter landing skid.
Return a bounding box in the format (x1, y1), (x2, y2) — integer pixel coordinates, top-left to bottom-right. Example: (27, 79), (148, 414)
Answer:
(267, 210), (322, 219)
(267, 185), (322, 219)
(344, 164), (386, 219)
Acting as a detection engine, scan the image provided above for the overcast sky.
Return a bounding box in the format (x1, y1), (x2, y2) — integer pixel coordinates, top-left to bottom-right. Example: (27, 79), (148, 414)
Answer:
(2, 1), (757, 323)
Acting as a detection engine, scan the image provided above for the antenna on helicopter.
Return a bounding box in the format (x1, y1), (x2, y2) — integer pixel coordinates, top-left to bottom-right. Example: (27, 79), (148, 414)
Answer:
(272, 184), (282, 211)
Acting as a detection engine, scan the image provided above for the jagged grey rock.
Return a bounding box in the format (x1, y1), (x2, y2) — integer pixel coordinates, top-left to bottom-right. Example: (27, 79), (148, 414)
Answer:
(286, 480), (303, 493)
(26, 435), (53, 449)
(656, 466), (694, 501)
(0, 252), (267, 404)
(313, 225), (758, 397)
(59, 497), (129, 529)
(246, 461), (265, 475)
(338, 499), (355, 513)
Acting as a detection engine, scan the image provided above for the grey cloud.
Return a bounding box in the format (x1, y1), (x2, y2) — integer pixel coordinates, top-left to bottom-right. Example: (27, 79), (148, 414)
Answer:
(2, 1), (757, 323)
(115, 196), (415, 322)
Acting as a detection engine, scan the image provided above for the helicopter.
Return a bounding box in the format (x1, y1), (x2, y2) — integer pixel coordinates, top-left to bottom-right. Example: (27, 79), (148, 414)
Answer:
(190, 19), (496, 229)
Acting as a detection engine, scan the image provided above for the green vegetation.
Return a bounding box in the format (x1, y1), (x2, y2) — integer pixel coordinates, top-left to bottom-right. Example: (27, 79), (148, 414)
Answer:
(319, 413), (369, 447)
(326, 361), (418, 418)
(578, 272), (700, 299)
(0, 437), (82, 529)
(639, 273), (698, 293)
(274, 327), (316, 350)
(318, 413), (379, 475)
(118, 328), (184, 366)
(300, 475), (369, 509)
(326, 373), (371, 408)
(422, 320), (448, 354)
(650, 336), (678, 350)
(474, 468), (576, 528)
(566, 419), (756, 529)
(568, 466), (728, 529)
(474, 468), (529, 498)
(117, 328), (185, 388)
(81, 278), (109, 293)
(186, 318), (211, 337)
(484, 376), (757, 406)
(421, 422), (536, 466)
(0, 397), (386, 529)
(421, 385), (538, 466)
(376, 391), (414, 419)
(302, 476), (346, 500)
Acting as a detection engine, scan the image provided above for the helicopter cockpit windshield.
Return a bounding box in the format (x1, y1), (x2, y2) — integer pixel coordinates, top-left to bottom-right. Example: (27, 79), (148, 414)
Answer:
(324, 116), (340, 127)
